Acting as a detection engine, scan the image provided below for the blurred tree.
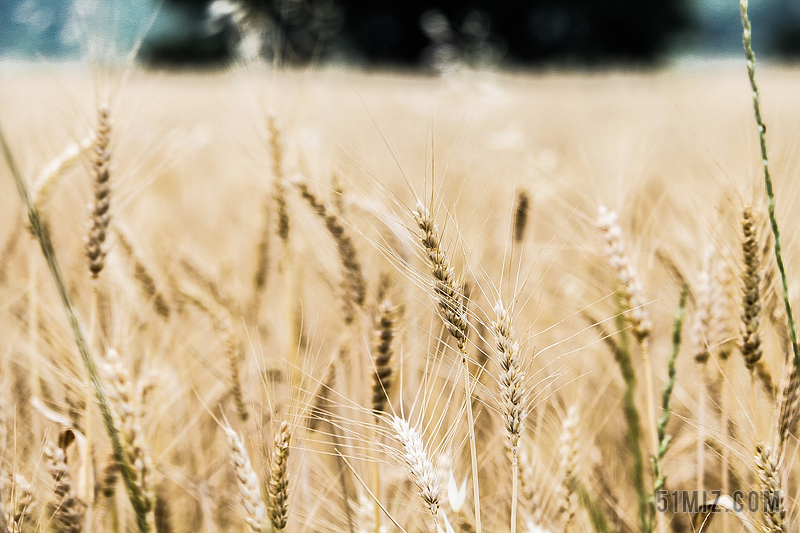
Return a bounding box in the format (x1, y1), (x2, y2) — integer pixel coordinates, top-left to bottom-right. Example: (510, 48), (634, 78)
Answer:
(144, 0), (690, 67)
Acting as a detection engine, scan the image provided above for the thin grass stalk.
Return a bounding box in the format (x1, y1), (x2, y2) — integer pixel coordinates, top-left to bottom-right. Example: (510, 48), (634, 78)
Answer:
(740, 0), (800, 376)
(652, 286), (688, 527)
(0, 126), (151, 533)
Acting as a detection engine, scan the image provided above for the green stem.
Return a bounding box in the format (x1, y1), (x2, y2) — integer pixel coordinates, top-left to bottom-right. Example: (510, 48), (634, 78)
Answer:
(572, 478), (612, 533)
(740, 0), (800, 377)
(1, 126), (151, 533)
(612, 306), (650, 533)
(651, 287), (688, 519)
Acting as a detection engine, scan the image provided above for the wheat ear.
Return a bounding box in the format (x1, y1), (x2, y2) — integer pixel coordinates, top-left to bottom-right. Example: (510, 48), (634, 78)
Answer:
(513, 191), (530, 244)
(222, 424), (268, 533)
(740, 0), (800, 377)
(1, 122), (151, 533)
(268, 115), (290, 244)
(33, 133), (95, 211)
(294, 178), (366, 324)
(754, 443), (785, 533)
(102, 349), (155, 528)
(490, 301), (526, 533)
(597, 206), (657, 465)
(390, 415), (442, 525)
(85, 106), (111, 279)
(558, 406), (579, 533)
(114, 227), (170, 319)
(740, 206), (763, 376)
(180, 285), (249, 421)
(372, 298), (397, 415)
(268, 421), (291, 531)
(45, 437), (85, 533)
(776, 358), (799, 454)
(6, 475), (32, 533)
(412, 201), (480, 533)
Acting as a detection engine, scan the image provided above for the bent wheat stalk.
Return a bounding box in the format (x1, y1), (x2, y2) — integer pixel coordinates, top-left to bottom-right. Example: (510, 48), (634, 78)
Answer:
(0, 125), (151, 533)
(740, 0), (800, 375)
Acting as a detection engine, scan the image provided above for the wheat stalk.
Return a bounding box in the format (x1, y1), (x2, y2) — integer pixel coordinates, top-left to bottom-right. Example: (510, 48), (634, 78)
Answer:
(1, 121), (151, 533)
(739, 0), (800, 379)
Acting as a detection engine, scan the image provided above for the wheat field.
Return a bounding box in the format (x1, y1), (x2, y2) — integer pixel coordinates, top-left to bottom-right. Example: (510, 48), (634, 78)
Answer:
(2, 30), (800, 533)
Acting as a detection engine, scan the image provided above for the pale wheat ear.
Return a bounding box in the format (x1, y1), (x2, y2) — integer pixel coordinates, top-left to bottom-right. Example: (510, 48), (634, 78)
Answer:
(221, 422), (268, 533)
(489, 299), (526, 533)
(389, 415), (442, 526)
(557, 406), (579, 533)
(32, 133), (95, 213)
